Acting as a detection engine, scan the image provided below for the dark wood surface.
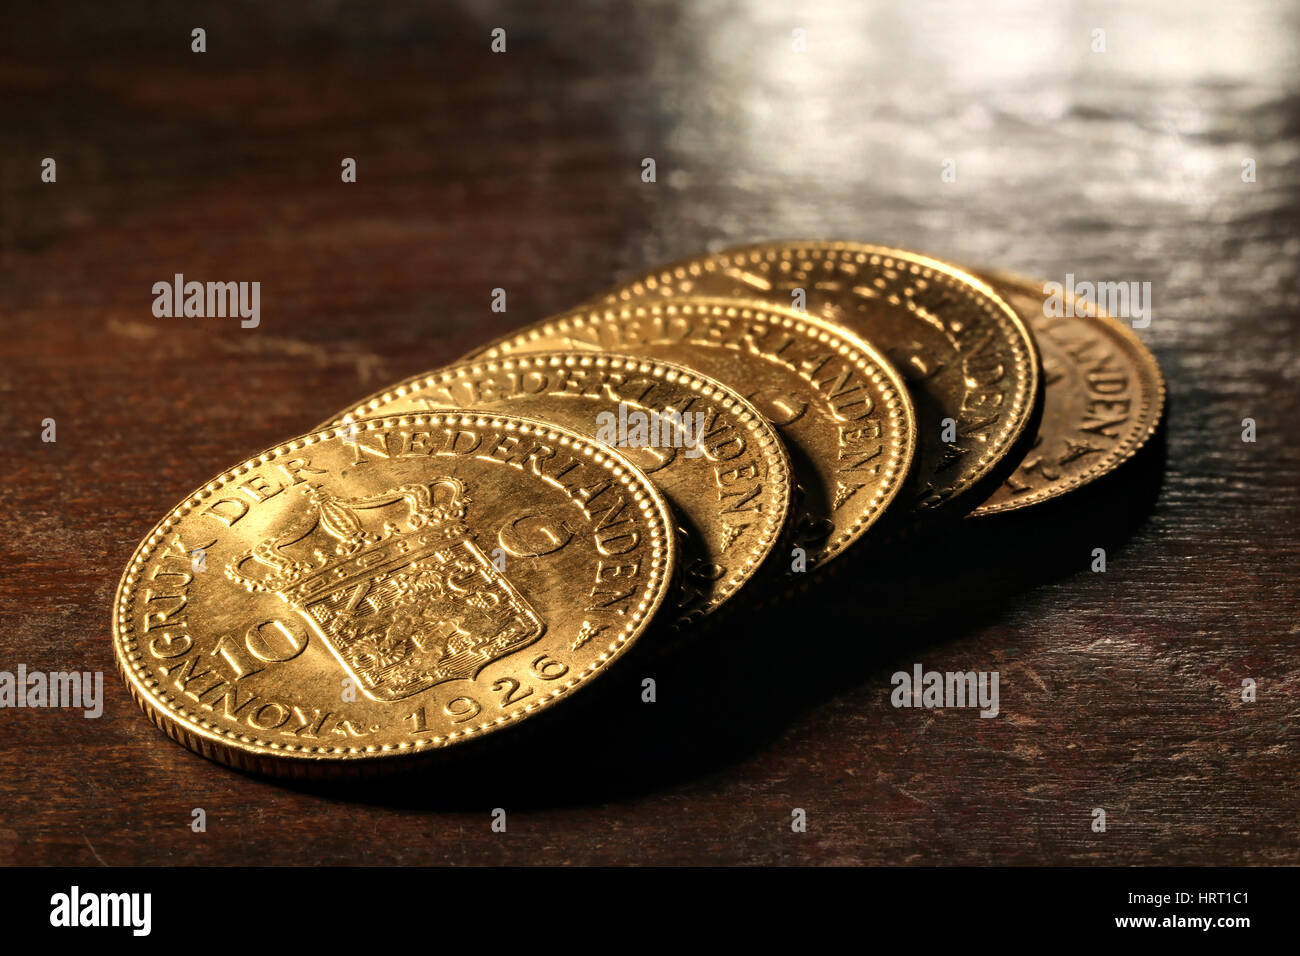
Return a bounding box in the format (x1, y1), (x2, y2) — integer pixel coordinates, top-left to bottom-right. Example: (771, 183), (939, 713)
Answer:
(2, 1), (1296, 866)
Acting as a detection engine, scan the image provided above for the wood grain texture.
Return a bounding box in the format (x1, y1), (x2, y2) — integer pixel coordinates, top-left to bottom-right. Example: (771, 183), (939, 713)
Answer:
(0, 0), (1296, 866)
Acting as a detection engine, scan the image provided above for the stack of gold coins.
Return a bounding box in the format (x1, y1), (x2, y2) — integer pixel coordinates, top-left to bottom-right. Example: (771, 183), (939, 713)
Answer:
(112, 241), (1166, 775)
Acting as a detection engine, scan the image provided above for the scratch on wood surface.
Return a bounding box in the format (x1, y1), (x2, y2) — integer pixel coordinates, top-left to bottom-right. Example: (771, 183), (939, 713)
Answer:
(214, 334), (390, 383)
(81, 833), (107, 867)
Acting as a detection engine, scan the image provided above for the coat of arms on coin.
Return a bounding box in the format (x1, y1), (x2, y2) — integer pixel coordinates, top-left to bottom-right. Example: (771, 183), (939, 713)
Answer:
(112, 412), (677, 774)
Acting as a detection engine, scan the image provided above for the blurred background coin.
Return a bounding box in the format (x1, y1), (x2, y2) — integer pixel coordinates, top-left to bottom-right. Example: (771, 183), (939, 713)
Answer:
(969, 270), (1167, 516)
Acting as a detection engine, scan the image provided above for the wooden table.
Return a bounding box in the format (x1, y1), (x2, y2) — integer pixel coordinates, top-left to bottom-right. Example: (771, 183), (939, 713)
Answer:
(2, 0), (1296, 866)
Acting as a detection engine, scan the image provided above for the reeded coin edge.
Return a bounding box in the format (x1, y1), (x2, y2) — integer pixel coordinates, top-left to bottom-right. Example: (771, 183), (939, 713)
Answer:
(969, 272), (1168, 516)
(471, 298), (918, 569)
(599, 240), (1040, 509)
(322, 351), (794, 626)
(111, 412), (676, 770)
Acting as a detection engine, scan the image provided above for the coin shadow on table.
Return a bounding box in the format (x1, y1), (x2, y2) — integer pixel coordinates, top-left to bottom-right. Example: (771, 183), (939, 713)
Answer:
(284, 429), (1167, 811)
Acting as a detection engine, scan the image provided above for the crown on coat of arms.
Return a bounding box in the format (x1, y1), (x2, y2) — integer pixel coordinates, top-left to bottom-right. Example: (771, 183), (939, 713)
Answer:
(225, 477), (544, 702)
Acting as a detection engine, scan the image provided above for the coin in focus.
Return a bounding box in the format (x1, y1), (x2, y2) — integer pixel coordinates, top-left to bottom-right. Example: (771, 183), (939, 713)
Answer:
(969, 271), (1167, 516)
(463, 297), (916, 574)
(112, 411), (677, 774)
(325, 352), (793, 625)
(594, 241), (1041, 517)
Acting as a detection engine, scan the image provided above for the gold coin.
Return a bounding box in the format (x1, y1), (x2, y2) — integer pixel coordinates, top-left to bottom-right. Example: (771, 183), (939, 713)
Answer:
(969, 271), (1167, 516)
(324, 352), (792, 626)
(595, 241), (1040, 516)
(464, 298), (916, 573)
(112, 411), (676, 774)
